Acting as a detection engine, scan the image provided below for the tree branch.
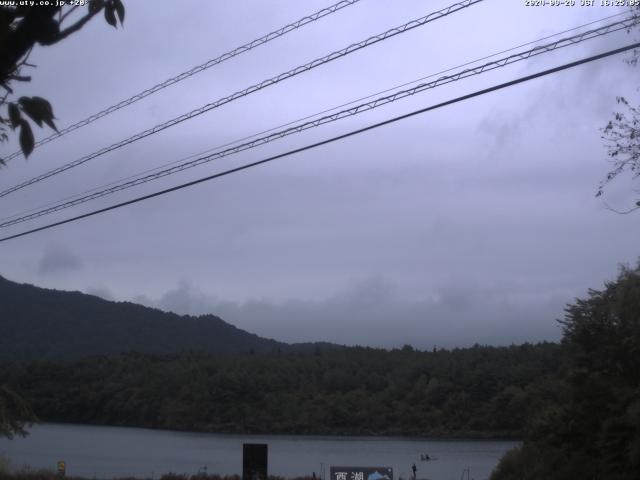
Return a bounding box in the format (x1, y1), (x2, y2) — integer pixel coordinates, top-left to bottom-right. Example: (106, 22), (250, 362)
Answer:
(52, 7), (101, 43)
(0, 7), (58, 78)
(7, 74), (31, 82)
(59, 5), (80, 25)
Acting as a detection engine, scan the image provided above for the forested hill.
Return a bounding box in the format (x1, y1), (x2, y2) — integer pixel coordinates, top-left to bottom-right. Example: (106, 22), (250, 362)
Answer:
(0, 275), (328, 359)
(1, 343), (565, 438)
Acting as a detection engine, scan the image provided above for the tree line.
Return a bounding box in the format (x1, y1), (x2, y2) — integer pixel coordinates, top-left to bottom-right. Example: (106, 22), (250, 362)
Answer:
(491, 264), (640, 480)
(1, 342), (564, 438)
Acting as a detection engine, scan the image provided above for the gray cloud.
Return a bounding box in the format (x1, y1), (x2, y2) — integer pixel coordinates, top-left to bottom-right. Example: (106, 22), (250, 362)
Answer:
(135, 276), (564, 349)
(0, 1), (639, 349)
(37, 245), (83, 276)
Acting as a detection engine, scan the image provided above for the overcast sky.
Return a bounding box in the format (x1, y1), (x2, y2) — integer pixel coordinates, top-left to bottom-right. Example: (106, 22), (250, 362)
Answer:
(1, 0), (639, 349)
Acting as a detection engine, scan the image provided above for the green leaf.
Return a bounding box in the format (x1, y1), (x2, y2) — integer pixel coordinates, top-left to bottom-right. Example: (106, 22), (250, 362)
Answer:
(7, 103), (20, 129)
(30, 96), (54, 118)
(18, 120), (34, 158)
(114, 0), (125, 25)
(18, 96), (57, 132)
(43, 116), (57, 132)
(89, 0), (104, 14)
(104, 4), (117, 28)
(18, 99), (42, 127)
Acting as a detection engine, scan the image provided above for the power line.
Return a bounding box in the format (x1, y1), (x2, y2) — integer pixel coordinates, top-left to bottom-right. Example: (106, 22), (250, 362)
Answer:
(1, 41), (637, 244)
(0, 0), (484, 199)
(2, 11), (620, 228)
(1, 15), (636, 229)
(1, 10), (628, 225)
(1, 15), (633, 226)
(7, 10), (624, 228)
(1, 0), (363, 163)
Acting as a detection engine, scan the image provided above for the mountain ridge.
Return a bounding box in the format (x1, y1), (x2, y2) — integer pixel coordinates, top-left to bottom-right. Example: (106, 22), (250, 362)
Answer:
(0, 274), (336, 359)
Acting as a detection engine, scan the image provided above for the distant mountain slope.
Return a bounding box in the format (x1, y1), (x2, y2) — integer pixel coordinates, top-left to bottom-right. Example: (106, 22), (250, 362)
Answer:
(0, 275), (300, 359)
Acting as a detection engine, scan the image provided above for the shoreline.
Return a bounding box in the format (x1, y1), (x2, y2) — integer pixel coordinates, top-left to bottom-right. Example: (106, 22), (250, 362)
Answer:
(23, 421), (523, 442)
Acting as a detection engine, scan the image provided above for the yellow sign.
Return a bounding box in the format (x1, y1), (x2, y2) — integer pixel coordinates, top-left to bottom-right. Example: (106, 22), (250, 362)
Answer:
(57, 461), (66, 475)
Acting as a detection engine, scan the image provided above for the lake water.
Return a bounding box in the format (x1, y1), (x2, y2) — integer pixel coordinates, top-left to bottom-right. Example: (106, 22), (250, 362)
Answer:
(0, 423), (518, 480)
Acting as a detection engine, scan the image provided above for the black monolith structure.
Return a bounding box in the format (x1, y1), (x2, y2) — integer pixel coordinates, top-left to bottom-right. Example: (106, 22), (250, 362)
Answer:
(242, 443), (268, 480)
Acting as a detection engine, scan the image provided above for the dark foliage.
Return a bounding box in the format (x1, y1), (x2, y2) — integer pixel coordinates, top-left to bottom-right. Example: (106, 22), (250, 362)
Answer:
(0, 384), (36, 438)
(491, 265), (640, 480)
(0, 342), (564, 438)
(598, 5), (640, 213)
(0, 1), (125, 162)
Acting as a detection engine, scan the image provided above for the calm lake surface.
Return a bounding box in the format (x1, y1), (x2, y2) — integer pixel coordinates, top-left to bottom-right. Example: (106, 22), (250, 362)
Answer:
(0, 423), (518, 480)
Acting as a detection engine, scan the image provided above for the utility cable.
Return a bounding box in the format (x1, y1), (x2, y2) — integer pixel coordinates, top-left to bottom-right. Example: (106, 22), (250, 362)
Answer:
(0, 0), (484, 198)
(1, 9), (627, 225)
(1, 41), (637, 243)
(1, 0), (363, 162)
(0, 15), (635, 229)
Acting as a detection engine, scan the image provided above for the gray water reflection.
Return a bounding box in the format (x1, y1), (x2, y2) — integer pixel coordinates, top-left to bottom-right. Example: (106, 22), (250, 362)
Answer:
(0, 424), (518, 480)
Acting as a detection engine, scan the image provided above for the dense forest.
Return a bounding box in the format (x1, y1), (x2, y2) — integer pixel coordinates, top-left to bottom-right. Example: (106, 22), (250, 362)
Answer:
(0, 342), (564, 438)
(491, 265), (640, 480)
